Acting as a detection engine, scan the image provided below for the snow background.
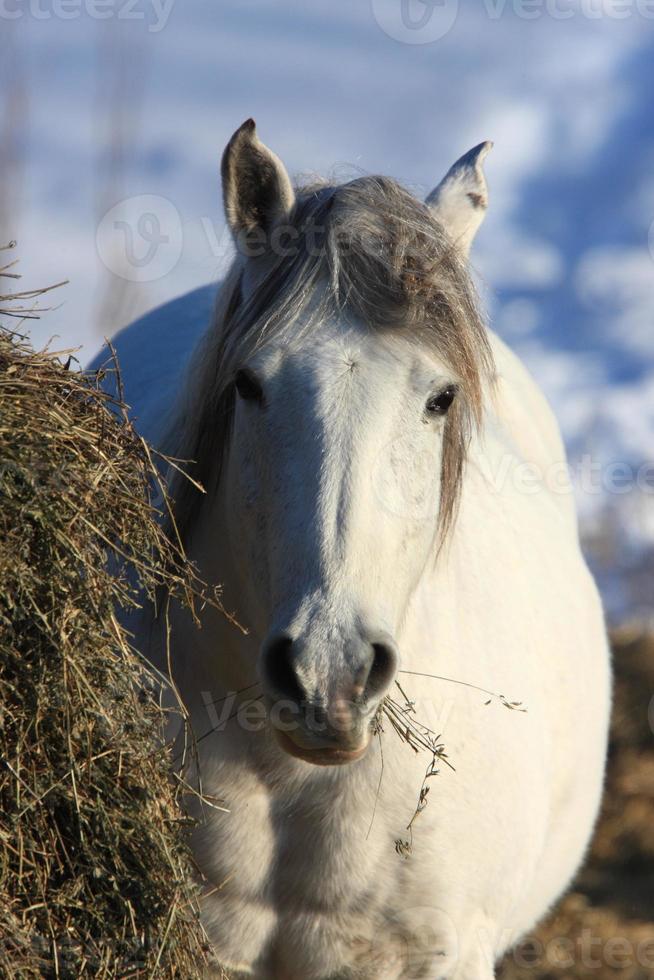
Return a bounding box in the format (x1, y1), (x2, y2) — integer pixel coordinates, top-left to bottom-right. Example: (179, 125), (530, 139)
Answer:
(3, 0), (653, 621)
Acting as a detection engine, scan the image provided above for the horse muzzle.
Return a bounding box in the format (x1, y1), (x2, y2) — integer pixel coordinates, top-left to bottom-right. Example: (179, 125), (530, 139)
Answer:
(260, 629), (398, 766)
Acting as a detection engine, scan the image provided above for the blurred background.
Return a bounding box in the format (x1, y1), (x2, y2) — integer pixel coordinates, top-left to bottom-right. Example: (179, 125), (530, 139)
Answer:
(4, 0), (653, 626)
(2, 2), (653, 973)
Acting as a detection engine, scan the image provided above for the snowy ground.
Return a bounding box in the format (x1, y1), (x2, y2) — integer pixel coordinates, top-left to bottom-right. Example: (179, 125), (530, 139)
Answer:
(4, 0), (653, 621)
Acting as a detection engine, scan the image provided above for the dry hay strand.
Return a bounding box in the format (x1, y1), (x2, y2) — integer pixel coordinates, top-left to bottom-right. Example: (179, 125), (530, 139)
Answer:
(0, 242), (67, 322)
(377, 675), (525, 857)
(0, 265), (221, 977)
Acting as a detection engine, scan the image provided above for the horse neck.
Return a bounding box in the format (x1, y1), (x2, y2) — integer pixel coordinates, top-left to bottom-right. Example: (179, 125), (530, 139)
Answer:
(172, 492), (261, 699)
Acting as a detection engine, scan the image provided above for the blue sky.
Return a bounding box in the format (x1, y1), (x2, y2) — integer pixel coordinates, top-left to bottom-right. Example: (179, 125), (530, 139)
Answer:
(3, 0), (654, 617)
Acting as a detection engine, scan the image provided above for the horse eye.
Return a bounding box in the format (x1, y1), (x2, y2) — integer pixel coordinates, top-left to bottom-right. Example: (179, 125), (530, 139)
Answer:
(426, 385), (458, 417)
(234, 369), (263, 404)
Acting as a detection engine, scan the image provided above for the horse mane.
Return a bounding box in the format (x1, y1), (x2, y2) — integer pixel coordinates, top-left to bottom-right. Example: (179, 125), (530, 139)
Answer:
(164, 174), (495, 549)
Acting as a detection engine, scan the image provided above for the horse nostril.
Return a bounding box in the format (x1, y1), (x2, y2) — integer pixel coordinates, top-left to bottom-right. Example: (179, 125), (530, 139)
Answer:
(363, 639), (399, 701)
(261, 634), (304, 704)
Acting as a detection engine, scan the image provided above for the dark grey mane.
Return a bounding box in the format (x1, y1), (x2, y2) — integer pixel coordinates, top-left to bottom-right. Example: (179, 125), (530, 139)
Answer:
(165, 175), (494, 548)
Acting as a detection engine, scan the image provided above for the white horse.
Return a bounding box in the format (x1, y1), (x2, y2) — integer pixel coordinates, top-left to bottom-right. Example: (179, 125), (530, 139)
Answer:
(99, 120), (611, 979)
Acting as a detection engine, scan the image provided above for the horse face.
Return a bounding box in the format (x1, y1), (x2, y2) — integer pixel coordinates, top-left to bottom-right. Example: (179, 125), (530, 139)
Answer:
(222, 319), (456, 765)
(216, 119), (489, 765)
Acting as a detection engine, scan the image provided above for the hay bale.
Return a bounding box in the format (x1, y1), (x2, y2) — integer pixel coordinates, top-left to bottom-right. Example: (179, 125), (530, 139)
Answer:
(0, 260), (215, 977)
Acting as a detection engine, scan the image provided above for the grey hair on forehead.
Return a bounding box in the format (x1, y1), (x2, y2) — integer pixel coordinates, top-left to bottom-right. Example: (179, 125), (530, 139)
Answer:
(165, 174), (495, 548)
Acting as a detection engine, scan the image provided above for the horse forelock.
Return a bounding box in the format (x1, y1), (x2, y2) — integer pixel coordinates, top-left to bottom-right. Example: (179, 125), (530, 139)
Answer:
(166, 174), (495, 548)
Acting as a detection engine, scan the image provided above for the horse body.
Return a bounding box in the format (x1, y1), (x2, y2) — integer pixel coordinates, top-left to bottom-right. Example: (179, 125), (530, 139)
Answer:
(101, 122), (610, 979)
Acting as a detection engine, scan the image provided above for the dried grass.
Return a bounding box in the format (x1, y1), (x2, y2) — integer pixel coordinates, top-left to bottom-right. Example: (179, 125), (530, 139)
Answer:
(0, 248), (217, 978)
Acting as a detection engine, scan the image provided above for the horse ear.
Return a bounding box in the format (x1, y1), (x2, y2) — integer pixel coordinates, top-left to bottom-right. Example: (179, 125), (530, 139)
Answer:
(221, 119), (295, 249)
(426, 141), (493, 257)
